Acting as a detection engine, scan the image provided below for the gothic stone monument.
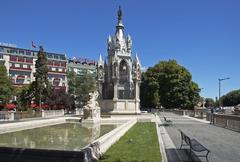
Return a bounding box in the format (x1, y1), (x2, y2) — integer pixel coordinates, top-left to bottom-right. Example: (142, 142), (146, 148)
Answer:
(97, 6), (141, 115)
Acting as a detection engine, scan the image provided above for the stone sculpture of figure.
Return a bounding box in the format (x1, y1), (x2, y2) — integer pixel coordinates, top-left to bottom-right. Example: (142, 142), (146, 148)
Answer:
(83, 91), (100, 120)
(98, 68), (104, 80)
(87, 91), (99, 108)
(136, 64), (141, 80)
(118, 6), (122, 21)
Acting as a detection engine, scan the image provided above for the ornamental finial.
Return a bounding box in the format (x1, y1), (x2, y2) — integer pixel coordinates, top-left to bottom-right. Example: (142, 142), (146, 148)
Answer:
(118, 6), (122, 21)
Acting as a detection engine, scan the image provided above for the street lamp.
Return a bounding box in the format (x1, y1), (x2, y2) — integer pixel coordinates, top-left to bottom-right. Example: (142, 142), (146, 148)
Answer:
(38, 78), (46, 110)
(200, 88), (204, 108)
(218, 77), (230, 108)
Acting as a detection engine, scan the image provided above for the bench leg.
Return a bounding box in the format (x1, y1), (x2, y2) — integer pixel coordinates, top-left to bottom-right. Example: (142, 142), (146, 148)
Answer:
(180, 140), (183, 150)
(188, 148), (192, 161)
(206, 150), (210, 162)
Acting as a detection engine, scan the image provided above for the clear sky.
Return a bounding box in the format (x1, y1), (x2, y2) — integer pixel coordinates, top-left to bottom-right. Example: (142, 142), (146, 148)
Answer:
(0, 0), (239, 99)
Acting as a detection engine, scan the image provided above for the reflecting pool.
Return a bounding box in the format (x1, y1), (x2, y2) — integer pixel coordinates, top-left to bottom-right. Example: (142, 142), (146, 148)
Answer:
(0, 123), (117, 151)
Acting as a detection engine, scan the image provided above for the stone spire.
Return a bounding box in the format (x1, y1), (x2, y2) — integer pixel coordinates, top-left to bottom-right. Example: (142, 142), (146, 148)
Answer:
(134, 53), (140, 65)
(98, 54), (104, 66)
(115, 6), (124, 41)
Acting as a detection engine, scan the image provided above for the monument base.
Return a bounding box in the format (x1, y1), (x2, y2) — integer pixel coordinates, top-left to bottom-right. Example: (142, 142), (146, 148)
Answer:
(99, 99), (141, 115)
(82, 118), (101, 123)
(83, 106), (101, 123)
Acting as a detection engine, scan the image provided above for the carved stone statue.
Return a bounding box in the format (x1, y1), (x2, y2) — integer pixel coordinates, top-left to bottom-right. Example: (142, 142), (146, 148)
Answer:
(83, 91), (101, 123)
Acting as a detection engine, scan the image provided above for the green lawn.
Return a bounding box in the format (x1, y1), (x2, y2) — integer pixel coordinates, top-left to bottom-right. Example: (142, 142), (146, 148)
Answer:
(99, 122), (162, 162)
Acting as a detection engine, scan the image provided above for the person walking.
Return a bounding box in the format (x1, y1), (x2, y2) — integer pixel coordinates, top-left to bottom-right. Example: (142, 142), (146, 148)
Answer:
(210, 108), (214, 124)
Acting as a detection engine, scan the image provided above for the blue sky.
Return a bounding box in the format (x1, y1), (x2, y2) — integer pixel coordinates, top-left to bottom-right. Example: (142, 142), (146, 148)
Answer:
(0, 0), (239, 99)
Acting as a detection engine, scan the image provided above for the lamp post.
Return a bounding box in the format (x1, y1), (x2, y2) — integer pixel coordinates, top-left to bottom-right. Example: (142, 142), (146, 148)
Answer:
(200, 88), (204, 108)
(38, 78), (46, 110)
(218, 77), (230, 108)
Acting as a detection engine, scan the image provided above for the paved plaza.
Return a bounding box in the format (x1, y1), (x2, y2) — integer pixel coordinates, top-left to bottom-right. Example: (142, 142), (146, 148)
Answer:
(158, 112), (240, 162)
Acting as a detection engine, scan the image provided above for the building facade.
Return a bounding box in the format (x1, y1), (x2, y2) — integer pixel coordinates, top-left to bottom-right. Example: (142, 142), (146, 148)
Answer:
(68, 58), (96, 77)
(0, 45), (98, 93)
(0, 45), (68, 90)
(97, 7), (141, 114)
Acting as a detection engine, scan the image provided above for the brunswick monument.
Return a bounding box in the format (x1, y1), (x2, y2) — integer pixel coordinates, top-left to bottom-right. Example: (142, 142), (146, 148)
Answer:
(97, 6), (141, 114)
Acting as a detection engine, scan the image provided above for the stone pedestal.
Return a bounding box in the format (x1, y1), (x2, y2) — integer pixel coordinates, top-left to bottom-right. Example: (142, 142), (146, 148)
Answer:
(100, 99), (141, 115)
(83, 106), (101, 123)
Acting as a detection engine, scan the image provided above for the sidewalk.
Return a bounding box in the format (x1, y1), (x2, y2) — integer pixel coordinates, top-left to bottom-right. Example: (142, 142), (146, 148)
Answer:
(158, 112), (240, 162)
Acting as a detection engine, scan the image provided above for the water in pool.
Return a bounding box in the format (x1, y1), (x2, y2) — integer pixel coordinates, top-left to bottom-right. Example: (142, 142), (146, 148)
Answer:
(0, 123), (117, 151)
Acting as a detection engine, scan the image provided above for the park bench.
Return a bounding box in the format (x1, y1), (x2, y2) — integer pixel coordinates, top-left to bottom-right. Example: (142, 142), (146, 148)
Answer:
(179, 129), (210, 162)
(163, 116), (173, 126)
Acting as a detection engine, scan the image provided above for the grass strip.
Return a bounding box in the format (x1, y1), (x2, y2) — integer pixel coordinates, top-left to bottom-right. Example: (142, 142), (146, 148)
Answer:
(99, 122), (161, 162)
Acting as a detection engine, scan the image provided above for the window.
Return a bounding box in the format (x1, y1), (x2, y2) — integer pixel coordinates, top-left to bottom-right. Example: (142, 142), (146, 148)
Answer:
(0, 47), (4, 52)
(60, 55), (66, 60)
(15, 64), (20, 68)
(48, 54), (53, 58)
(54, 55), (59, 59)
(0, 54), (3, 59)
(10, 55), (17, 61)
(60, 62), (66, 67)
(18, 56), (25, 62)
(26, 58), (33, 63)
(23, 64), (28, 68)
(10, 49), (17, 54)
(26, 51), (31, 56)
(53, 78), (60, 86)
(54, 61), (60, 66)
(19, 50), (25, 55)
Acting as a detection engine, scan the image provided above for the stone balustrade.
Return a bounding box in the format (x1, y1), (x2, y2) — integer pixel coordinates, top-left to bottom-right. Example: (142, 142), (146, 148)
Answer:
(0, 110), (65, 121)
(171, 109), (194, 116)
(0, 111), (14, 121)
(41, 110), (65, 118)
(213, 114), (240, 132)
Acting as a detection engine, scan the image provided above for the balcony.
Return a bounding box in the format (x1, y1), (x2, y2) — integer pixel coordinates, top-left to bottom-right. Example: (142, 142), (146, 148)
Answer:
(48, 69), (66, 75)
(10, 67), (32, 71)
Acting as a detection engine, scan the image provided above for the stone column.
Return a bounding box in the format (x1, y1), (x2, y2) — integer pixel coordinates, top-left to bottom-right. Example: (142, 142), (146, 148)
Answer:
(113, 79), (118, 101)
(9, 111), (15, 121)
(134, 81), (140, 101)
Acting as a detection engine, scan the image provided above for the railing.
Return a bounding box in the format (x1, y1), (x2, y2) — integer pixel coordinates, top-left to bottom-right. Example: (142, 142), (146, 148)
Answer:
(14, 111), (42, 120)
(171, 109), (194, 116)
(0, 110), (65, 121)
(42, 110), (64, 118)
(213, 114), (240, 132)
(0, 111), (11, 121)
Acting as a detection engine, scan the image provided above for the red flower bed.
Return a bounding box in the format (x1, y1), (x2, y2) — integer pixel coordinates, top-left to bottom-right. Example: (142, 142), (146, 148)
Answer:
(5, 103), (16, 110)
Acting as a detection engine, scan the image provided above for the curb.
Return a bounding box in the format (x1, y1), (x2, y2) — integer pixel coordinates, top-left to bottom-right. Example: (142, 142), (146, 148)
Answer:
(155, 116), (168, 162)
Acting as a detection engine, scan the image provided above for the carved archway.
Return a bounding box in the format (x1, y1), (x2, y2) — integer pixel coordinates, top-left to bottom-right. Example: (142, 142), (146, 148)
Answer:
(119, 59), (129, 84)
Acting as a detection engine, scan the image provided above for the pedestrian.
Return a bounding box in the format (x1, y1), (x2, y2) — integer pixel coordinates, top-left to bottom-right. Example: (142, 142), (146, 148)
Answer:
(210, 108), (214, 124)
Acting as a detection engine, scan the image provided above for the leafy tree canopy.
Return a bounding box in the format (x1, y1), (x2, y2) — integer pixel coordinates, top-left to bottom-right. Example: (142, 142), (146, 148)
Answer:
(47, 88), (75, 111)
(75, 70), (96, 108)
(204, 98), (215, 108)
(221, 89), (240, 106)
(141, 60), (200, 109)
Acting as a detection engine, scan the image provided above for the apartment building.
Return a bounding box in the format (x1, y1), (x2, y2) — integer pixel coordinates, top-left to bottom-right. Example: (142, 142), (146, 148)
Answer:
(0, 45), (67, 90)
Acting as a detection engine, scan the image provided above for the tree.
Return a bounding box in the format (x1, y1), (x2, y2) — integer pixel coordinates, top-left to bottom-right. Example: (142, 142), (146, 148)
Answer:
(140, 60), (200, 109)
(15, 85), (32, 110)
(47, 88), (75, 111)
(140, 70), (160, 109)
(0, 64), (13, 107)
(204, 98), (215, 108)
(75, 70), (96, 108)
(32, 46), (50, 105)
(221, 89), (240, 107)
(67, 70), (76, 94)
